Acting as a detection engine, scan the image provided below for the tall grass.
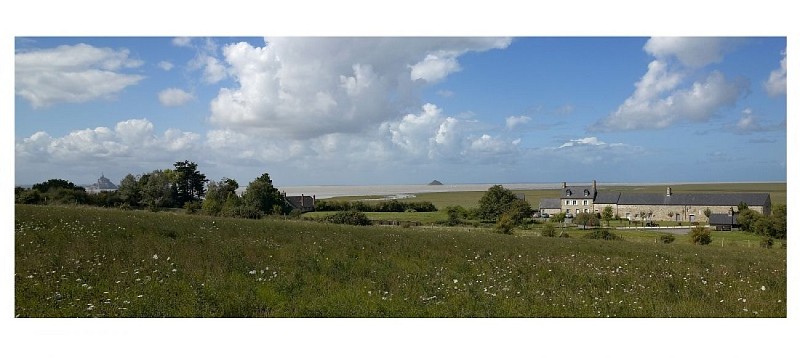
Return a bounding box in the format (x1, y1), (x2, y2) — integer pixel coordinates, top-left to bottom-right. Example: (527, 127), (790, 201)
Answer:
(15, 205), (785, 317)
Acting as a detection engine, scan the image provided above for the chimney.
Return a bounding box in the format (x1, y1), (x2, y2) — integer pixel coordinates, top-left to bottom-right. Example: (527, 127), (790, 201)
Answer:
(592, 180), (597, 192)
(301, 194), (305, 207)
(666, 187), (672, 196)
(562, 182), (567, 189)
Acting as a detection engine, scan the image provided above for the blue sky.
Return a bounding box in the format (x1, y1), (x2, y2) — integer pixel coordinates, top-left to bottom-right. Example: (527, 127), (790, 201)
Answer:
(14, 36), (787, 186)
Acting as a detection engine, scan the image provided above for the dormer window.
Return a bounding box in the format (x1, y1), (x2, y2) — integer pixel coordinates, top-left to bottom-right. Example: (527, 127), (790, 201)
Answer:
(565, 189), (572, 196)
(584, 189), (590, 196)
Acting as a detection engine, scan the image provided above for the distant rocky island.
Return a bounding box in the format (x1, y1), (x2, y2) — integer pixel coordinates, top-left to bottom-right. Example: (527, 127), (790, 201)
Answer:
(428, 180), (443, 185)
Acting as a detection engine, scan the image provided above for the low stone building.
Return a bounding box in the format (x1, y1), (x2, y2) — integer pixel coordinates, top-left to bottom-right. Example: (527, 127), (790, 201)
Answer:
(284, 193), (316, 213)
(539, 181), (771, 223)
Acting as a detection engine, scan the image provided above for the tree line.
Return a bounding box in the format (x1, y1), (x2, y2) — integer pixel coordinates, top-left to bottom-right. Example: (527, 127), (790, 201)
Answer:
(315, 199), (437, 213)
(15, 161), (292, 219)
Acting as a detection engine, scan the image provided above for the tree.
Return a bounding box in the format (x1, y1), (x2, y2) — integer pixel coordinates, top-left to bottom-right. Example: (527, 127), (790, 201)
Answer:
(172, 160), (208, 206)
(737, 209), (762, 232)
(690, 226), (712, 245)
(601, 206), (614, 227)
(702, 208), (712, 220)
(737, 201), (749, 212)
(477, 185), (521, 222)
(242, 172), (286, 216)
(117, 174), (141, 207)
(770, 204), (787, 241)
(574, 212), (600, 229)
(32, 178), (84, 192)
(203, 178), (239, 216)
(140, 170), (174, 210)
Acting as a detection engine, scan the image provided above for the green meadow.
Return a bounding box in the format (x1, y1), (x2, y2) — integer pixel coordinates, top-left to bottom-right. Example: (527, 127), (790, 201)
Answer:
(15, 203), (785, 317)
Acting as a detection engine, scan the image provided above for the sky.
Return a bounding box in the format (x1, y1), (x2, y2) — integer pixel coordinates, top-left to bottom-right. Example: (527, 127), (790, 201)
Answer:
(13, 36), (787, 187)
(2, 1), (798, 357)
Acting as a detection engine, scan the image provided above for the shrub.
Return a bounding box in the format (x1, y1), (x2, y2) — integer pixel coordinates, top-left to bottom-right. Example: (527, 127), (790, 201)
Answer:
(325, 211), (371, 226)
(541, 222), (556, 237)
(659, 233), (676, 244)
(584, 229), (620, 241)
(445, 206), (467, 226)
(760, 237), (774, 249)
(494, 213), (515, 235)
(690, 226), (712, 245)
(184, 200), (202, 214)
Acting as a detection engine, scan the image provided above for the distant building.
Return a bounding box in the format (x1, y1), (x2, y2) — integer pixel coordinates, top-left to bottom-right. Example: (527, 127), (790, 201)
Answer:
(284, 193), (316, 213)
(86, 173), (118, 192)
(539, 180), (771, 223)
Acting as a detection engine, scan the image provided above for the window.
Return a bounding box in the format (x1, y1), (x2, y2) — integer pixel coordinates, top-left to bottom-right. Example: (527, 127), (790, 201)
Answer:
(565, 189), (572, 196)
(565, 200), (569, 206)
(583, 200), (587, 205)
(572, 200), (577, 205)
(566, 209), (570, 214)
(584, 189), (590, 196)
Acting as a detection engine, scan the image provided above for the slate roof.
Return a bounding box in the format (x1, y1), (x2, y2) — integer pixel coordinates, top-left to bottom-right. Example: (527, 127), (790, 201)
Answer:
(539, 198), (562, 209)
(594, 192), (621, 204)
(560, 185), (596, 199)
(709, 213), (738, 226)
(286, 195), (315, 212)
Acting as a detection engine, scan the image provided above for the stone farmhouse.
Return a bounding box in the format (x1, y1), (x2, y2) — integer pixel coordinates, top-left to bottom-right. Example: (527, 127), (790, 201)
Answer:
(539, 181), (771, 223)
(283, 193), (316, 213)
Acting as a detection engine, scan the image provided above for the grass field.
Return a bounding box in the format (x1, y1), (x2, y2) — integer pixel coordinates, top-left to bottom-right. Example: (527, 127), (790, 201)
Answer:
(15, 204), (786, 317)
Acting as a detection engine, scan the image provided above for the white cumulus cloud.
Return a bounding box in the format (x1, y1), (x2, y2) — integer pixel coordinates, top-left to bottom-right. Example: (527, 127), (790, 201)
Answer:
(16, 118), (200, 165)
(764, 51), (786, 97)
(208, 37), (511, 140)
(15, 43), (144, 108)
(158, 60), (174, 71)
(644, 37), (740, 68)
(593, 37), (747, 131)
(158, 88), (194, 107)
(505, 115), (531, 130)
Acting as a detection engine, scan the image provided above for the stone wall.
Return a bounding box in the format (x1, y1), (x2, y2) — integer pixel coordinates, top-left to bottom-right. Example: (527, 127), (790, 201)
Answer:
(592, 203), (767, 222)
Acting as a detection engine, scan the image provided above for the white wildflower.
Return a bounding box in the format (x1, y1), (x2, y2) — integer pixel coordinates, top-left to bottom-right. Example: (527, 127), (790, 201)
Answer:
(761, 286), (766, 291)
(152, 254), (158, 260)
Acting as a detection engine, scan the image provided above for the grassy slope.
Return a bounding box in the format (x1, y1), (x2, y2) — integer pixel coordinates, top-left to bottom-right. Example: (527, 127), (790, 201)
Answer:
(15, 205), (786, 317)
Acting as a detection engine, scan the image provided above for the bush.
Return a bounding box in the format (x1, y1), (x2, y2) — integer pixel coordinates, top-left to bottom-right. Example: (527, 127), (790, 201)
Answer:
(583, 229), (620, 241)
(659, 233), (676, 244)
(184, 200), (202, 214)
(541, 222), (556, 237)
(760, 237), (774, 249)
(325, 211), (371, 226)
(494, 213), (515, 235)
(690, 226), (712, 245)
(445, 206), (467, 226)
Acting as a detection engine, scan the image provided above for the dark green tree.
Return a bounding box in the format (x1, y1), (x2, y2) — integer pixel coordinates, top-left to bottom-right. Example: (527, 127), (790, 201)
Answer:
(32, 178), (84, 192)
(477, 185), (524, 222)
(172, 160), (208, 206)
(139, 170), (174, 210)
(117, 174), (142, 207)
(242, 172), (286, 215)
